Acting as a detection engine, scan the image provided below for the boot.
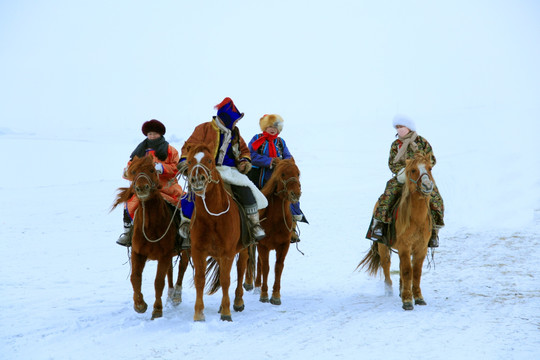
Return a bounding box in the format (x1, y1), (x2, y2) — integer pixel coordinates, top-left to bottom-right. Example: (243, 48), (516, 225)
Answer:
(370, 219), (384, 241)
(247, 212), (265, 242)
(116, 223), (132, 247)
(178, 216), (191, 250)
(428, 227), (440, 248)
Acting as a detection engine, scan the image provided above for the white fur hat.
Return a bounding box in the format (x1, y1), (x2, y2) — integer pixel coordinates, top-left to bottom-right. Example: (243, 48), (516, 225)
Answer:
(259, 114), (284, 133)
(392, 114), (416, 132)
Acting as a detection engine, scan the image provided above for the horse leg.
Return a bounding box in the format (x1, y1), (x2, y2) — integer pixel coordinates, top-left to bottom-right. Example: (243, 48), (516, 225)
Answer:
(243, 245), (255, 291)
(234, 249), (248, 312)
(254, 251), (262, 289)
(412, 246), (428, 306)
(130, 252), (148, 314)
(166, 259), (174, 301)
(192, 250), (207, 321)
(257, 245), (271, 303)
(398, 249), (414, 310)
(270, 244), (290, 305)
(151, 258), (170, 320)
(378, 243), (393, 295)
(218, 257), (234, 321)
(170, 251), (189, 306)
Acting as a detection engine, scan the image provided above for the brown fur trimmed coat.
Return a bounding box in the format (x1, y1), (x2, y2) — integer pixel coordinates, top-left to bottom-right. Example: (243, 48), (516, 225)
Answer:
(180, 117), (251, 165)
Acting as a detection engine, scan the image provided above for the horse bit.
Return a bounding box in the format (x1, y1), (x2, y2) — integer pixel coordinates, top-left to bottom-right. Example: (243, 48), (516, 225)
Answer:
(187, 162), (231, 216)
(134, 172), (181, 243)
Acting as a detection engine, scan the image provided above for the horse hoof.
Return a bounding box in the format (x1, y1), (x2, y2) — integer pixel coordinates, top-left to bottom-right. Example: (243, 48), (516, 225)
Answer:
(194, 314), (206, 322)
(243, 283), (254, 291)
(233, 304), (245, 312)
(402, 302), (414, 310)
(151, 310), (163, 320)
(270, 297), (281, 306)
(172, 297), (182, 306)
(220, 314), (233, 322)
(134, 302), (148, 314)
(259, 296), (269, 303)
(415, 298), (427, 306)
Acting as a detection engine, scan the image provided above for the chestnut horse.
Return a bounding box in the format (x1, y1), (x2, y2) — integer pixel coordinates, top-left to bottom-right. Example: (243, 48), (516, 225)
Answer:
(112, 155), (188, 319)
(358, 154), (435, 310)
(184, 144), (252, 321)
(243, 159), (302, 305)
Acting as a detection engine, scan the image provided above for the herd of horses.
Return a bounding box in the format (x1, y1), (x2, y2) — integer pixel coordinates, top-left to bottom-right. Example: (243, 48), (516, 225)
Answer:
(113, 144), (437, 320)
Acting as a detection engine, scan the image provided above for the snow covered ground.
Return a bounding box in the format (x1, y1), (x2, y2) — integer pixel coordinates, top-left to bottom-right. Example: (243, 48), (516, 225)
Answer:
(1, 1), (539, 359)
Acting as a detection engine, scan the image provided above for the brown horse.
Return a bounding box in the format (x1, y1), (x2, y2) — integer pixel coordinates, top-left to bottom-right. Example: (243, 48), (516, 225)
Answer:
(358, 154), (435, 310)
(184, 144), (252, 321)
(112, 155), (187, 319)
(243, 159), (302, 305)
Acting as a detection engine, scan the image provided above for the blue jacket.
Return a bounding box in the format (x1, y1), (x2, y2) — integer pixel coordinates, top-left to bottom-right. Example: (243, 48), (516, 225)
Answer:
(248, 134), (292, 189)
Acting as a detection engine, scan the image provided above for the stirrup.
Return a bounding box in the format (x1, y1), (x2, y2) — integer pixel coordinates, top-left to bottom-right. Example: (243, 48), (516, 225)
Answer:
(251, 225), (266, 242)
(290, 229), (300, 243)
(428, 230), (439, 248)
(370, 221), (384, 241)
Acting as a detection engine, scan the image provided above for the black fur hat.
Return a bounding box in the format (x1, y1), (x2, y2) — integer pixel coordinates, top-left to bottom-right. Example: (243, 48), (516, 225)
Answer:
(141, 119), (166, 136)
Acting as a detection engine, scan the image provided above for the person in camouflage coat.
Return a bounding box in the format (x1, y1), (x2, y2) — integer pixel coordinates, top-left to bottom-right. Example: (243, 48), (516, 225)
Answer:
(370, 114), (444, 247)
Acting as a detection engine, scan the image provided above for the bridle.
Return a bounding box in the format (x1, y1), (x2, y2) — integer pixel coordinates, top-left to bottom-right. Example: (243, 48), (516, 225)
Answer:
(187, 162), (230, 216)
(134, 172), (158, 195)
(408, 170), (433, 196)
(134, 171), (181, 243)
(275, 175), (301, 232)
(275, 176), (300, 202)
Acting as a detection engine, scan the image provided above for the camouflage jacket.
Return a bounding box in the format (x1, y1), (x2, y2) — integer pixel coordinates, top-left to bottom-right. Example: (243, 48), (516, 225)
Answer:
(388, 135), (436, 175)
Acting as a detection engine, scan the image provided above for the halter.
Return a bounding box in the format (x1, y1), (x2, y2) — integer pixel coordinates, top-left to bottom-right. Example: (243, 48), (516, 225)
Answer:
(188, 162), (231, 216)
(134, 171), (181, 243)
(134, 172), (158, 193)
(409, 172), (433, 195)
(275, 176), (300, 200)
(274, 175), (301, 232)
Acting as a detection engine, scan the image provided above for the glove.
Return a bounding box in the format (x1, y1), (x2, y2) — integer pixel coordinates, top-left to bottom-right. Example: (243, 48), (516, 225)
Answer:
(397, 168), (406, 184)
(271, 157), (281, 168)
(177, 161), (188, 176)
(154, 163), (164, 175)
(237, 161), (252, 174)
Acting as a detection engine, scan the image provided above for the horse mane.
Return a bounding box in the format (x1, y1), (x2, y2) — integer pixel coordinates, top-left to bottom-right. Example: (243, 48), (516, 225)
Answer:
(261, 159), (298, 197)
(395, 154), (432, 236)
(186, 143), (212, 160)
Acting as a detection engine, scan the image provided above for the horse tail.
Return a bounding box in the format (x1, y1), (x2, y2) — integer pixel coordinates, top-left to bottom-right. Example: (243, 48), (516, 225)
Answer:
(356, 242), (382, 276)
(205, 257), (221, 295)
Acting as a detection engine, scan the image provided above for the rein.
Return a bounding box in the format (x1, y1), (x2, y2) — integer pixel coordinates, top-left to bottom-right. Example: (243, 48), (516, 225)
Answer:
(188, 163), (231, 216)
(134, 172), (181, 243)
(275, 176), (300, 196)
(275, 175), (300, 232)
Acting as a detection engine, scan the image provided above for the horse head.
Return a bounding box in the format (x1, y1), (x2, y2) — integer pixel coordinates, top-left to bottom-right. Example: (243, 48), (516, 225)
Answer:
(185, 144), (220, 195)
(404, 154), (434, 196)
(127, 155), (161, 201)
(271, 159), (302, 203)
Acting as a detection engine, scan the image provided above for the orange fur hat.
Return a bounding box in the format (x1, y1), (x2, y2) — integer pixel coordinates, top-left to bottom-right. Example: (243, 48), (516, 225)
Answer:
(259, 114), (284, 133)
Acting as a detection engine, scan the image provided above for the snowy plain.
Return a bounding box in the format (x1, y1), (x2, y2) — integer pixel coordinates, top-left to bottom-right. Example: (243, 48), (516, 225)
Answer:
(1, 1), (540, 359)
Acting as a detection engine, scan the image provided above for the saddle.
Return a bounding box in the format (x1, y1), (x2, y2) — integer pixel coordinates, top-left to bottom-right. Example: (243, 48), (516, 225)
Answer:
(222, 183), (256, 248)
